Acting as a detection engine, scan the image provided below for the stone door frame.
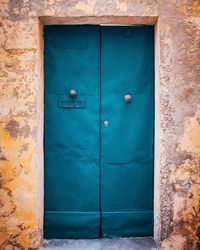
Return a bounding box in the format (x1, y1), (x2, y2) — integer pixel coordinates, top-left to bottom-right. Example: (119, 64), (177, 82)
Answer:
(39, 15), (160, 244)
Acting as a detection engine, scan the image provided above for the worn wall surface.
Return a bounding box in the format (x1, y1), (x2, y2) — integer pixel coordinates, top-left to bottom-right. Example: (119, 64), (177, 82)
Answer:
(0, 0), (199, 250)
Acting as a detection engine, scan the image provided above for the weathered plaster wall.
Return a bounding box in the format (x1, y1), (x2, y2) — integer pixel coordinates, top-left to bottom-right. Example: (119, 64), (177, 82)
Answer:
(0, 1), (199, 250)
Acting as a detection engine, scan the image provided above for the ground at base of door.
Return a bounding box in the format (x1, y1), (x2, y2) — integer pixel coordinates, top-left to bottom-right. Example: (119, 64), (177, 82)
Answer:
(42, 238), (157, 250)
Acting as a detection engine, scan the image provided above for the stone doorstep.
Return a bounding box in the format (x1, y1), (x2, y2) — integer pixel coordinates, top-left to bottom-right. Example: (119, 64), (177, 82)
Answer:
(42, 238), (157, 250)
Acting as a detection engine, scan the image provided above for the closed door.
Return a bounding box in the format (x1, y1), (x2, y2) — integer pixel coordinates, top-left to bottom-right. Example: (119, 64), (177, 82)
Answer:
(44, 25), (154, 239)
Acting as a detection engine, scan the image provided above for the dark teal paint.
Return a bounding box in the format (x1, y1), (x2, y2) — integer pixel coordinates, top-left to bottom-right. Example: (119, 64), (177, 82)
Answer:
(44, 25), (154, 239)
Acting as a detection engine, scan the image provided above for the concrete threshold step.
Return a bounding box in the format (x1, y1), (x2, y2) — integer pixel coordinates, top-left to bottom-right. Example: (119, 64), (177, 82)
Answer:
(42, 238), (157, 250)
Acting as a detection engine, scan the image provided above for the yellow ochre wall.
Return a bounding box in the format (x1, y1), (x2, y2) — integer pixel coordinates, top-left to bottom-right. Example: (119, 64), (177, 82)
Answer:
(0, 1), (199, 249)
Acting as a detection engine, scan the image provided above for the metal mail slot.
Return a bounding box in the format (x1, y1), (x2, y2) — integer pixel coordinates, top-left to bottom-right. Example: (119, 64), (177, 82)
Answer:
(58, 100), (85, 109)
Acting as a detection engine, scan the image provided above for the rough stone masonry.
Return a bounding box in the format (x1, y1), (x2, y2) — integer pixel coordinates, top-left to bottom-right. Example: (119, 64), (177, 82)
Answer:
(0, 0), (200, 249)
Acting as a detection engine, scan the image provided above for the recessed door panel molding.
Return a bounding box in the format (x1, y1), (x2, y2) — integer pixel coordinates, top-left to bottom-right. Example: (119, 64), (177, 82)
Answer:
(44, 25), (154, 239)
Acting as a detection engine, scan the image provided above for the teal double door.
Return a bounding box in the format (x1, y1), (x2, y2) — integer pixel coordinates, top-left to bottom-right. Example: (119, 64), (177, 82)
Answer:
(44, 25), (154, 239)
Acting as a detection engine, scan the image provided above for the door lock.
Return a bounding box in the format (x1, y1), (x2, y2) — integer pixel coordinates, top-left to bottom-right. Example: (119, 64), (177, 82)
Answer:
(104, 120), (109, 127)
(124, 94), (132, 103)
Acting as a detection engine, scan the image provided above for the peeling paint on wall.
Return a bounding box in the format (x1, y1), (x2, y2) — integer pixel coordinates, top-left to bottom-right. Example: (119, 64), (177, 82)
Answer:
(0, 126), (42, 249)
(0, 0), (200, 249)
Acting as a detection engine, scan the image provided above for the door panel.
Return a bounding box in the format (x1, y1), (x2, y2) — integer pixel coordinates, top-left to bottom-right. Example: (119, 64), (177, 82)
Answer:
(45, 25), (100, 95)
(101, 93), (153, 163)
(44, 25), (154, 239)
(44, 25), (101, 239)
(101, 26), (154, 237)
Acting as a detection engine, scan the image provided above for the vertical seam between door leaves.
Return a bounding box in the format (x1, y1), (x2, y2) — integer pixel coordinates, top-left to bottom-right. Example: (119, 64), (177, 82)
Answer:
(99, 26), (102, 237)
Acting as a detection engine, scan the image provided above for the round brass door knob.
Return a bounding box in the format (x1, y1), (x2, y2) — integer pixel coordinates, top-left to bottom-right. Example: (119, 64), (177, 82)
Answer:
(68, 89), (77, 98)
(124, 94), (132, 103)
